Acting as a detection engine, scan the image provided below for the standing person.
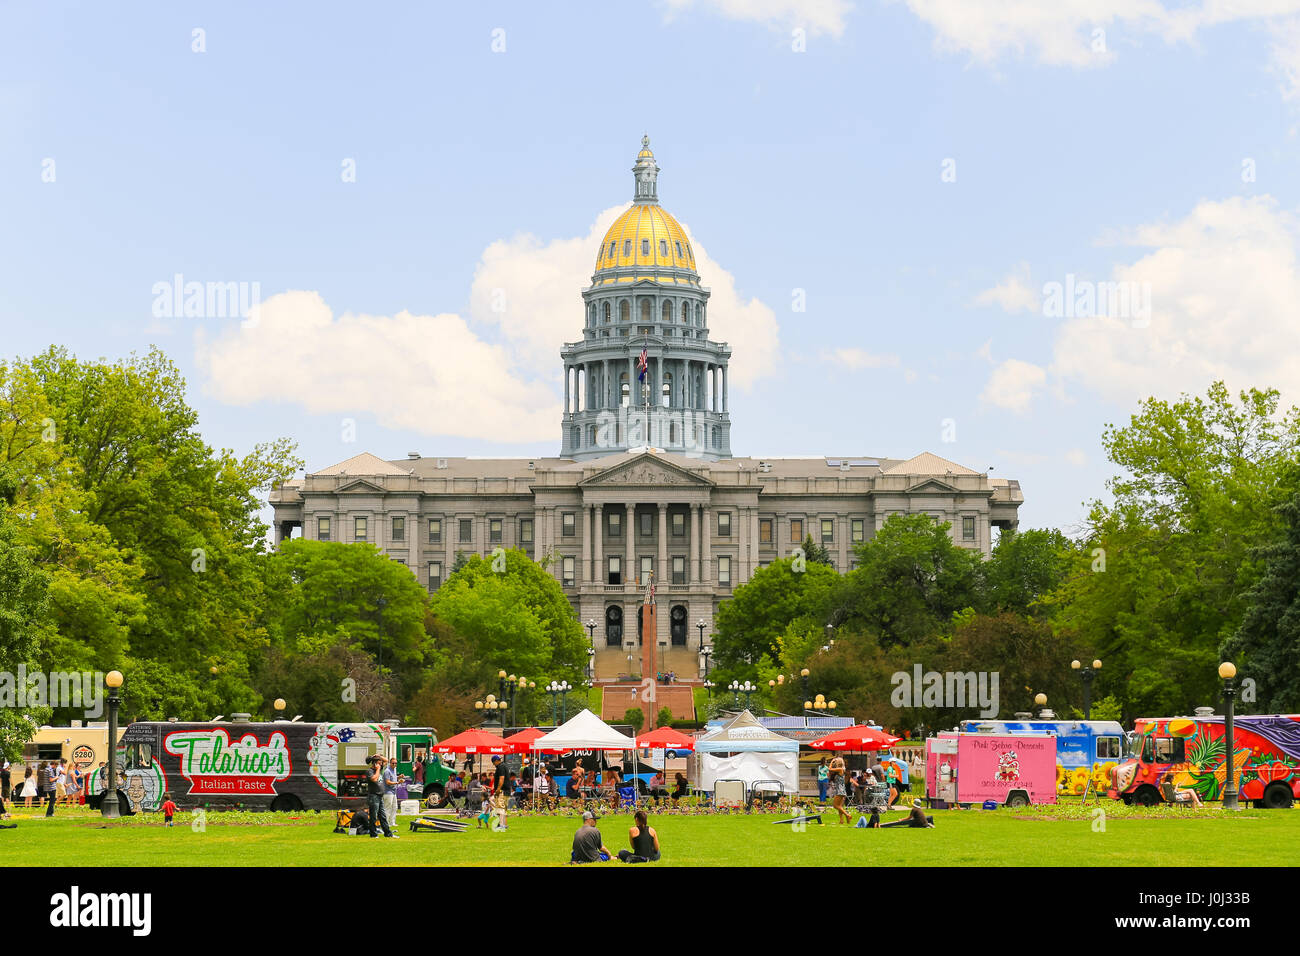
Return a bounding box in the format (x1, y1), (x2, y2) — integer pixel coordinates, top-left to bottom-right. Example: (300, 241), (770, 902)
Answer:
(365, 756), (396, 839)
(1, 758), (10, 802)
(161, 792), (177, 827)
(55, 760), (68, 805)
(816, 757), (830, 803)
(382, 757), (399, 825)
(828, 754), (851, 825)
(43, 761), (59, 817)
(67, 763), (82, 806)
(535, 768), (551, 808)
(20, 767), (37, 807)
(617, 809), (661, 863)
(883, 759), (901, 806)
(492, 756), (508, 793)
(606, 765), (623, 809)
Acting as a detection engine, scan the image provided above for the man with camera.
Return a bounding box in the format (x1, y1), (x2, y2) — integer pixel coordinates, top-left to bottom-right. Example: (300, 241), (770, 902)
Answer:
(365, 755), (397, 839)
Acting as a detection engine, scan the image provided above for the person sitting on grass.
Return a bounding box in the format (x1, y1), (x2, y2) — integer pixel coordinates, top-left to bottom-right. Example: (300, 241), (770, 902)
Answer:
(880, 799), (934, 828)
(617, 809), (661, 863)
(569, 810), (611, 863)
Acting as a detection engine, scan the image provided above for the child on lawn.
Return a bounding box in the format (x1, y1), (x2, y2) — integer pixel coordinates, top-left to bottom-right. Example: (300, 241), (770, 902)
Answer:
(161, 793), (177, 827)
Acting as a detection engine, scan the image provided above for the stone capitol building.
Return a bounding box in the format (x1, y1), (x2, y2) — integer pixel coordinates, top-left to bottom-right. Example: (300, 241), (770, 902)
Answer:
(269, 138), (1024, 681)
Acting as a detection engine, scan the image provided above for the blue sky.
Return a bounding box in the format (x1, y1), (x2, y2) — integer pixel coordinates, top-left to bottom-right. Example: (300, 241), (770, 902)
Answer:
(4, 0), (1300, 533)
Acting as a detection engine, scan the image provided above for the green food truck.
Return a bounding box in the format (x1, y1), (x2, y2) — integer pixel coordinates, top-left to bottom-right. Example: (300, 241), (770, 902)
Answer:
(388, 726), (457, 805)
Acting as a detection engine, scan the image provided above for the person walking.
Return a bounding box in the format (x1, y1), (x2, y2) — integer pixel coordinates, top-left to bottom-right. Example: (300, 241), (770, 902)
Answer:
(828, 754), (851, 825)
(43, 761), (59, 817)
(816, 757), (830, 803)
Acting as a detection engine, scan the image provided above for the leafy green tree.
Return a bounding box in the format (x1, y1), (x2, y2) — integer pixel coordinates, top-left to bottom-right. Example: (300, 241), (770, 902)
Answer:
(1223, 474), (1300, 711)
(0, 469), (52, 757)
(656, 706), (673, 729)
(838, 513), (982, 646)
(623, 707), (645, 734)
(713, 557), (838, 671)
(798, 534), (833, 566)
(980, 528), (1074, 615)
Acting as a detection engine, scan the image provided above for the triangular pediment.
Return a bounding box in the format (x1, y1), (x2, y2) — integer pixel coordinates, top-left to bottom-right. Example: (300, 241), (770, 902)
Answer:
(904, 477), (961, 494)
(336, 478), (389, 494)
(580, 452), (712, 488)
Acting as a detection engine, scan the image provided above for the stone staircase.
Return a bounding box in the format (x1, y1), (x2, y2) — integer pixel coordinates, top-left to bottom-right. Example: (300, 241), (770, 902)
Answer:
(593, 645), (699, 681)
(600, 682), (695, 726)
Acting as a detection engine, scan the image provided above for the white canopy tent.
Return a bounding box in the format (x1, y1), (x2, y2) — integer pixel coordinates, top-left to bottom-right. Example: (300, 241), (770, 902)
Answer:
(695, 710), (800, 795)
(528, 709), (639, 807)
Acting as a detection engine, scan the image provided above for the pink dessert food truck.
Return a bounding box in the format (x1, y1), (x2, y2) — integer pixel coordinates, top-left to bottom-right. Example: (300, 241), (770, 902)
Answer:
(925, 731), (1058, 807)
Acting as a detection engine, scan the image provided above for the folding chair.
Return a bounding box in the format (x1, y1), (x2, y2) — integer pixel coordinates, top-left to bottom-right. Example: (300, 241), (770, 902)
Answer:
(749, 779), (784, 808)
(714, 779), (746, 808)
(617, 786), (637, 809)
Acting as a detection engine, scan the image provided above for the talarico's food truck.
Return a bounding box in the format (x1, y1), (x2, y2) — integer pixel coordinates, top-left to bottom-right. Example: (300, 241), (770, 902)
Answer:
(1109, 713), (1300, 809)
(112, 717), (400, 813)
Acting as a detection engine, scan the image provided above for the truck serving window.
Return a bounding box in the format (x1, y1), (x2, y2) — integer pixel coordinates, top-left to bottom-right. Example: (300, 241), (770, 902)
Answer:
(1097, 736), (1122, 760)
(126, 743), (153, 770)
(1153, 737), (1185, 763)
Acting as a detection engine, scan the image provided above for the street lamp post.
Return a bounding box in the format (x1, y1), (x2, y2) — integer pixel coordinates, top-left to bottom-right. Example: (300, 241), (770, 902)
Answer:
(1220, 662), (1240, 811)
(273, 698), (286, 721)
(586, 646), (596, 680)
(1071, 658), (1102, 719)
(800, 668), (810, 703)
(547, 680), (572, 724)
(586, 619), (597, 643)
(699, 643), (712, 681)
(703, 679), (715, 697)
(101, 670), (124, 819)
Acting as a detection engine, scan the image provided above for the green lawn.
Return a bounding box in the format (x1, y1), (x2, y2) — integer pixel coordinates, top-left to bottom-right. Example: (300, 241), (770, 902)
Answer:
(1, 803), (1295, 866)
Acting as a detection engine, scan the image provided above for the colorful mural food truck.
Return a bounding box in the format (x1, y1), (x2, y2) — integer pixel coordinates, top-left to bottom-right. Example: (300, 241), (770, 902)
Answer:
(925, 731), (1058, 807)
(111, 718), (396, 814)
(960, 718), (1126, 796)
(1109, 714), (1300, 809)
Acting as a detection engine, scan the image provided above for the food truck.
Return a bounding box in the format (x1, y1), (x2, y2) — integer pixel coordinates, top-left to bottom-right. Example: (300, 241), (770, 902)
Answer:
(388, 725), (457, 803)
(925, 731), (1058, 807)
(111, 717), (395, 813)
(1109, 713), (1300, 808)
(960, 718), (1126, 795)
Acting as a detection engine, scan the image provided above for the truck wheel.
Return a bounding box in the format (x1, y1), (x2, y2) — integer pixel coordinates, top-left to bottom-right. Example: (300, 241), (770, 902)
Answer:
(1133, 785), (1160, 807)
(1261, 784), (1294, 809)
(269, 794), (303, 813)
(426, 784), (448, 809)
(1005, 792), (1029, 808)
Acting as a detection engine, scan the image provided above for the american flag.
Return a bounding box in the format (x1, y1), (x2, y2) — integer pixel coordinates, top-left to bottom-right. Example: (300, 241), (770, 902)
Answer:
(637, 347), (648, 382)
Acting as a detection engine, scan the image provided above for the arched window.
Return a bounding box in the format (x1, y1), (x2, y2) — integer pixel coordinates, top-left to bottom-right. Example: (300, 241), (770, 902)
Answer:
(603, 302), (611, 324)
(605, 605), (623, 646)
(681, 302), (689, 323)
(662, 301), (672, 323)
(609, 241), (616, 259)
(659, 239), (668, 257)
(640, 300), (651, 323)
(662, 374), (672, 408)
(675, 240), (684, 258)
(623, 239), (632, 257)
(620, 300), (630, 322)
(621, 376), (630, 406)
(641, 238), (650, 256)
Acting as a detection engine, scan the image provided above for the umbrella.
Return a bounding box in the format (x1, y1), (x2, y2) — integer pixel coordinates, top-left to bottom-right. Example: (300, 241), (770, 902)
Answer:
(433, 728), (512, 754)
(808, 725), (900, 751)
(635, 727), (697, 751)
(502, 727), (548, 753)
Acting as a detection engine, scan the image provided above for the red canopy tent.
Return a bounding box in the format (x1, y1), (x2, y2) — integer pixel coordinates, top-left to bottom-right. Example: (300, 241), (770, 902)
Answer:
(433, 728), (512, 754)
(808, 725), (901, 751)
(502, 727), (549, 754)
(635, 727), (697, 751)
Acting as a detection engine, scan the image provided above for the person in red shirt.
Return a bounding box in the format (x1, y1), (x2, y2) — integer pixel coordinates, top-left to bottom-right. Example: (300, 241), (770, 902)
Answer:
(161, 793), (177, 827)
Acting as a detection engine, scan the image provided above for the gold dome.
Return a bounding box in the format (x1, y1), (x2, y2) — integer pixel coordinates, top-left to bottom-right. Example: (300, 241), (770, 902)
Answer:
(596, 204), (696, 275)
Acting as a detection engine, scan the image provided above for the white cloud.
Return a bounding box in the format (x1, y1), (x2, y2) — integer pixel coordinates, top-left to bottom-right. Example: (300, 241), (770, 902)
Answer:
(980, 358), (1048, 413)
(821, 347), (902, 370)
(901, 0), (1300, 70)
(974, 263), (1038, 313)
(662, 0), (854, 37)
(195, 291), (558, 442)
(197, 208), (780, 443)
(1051, 195), (1300, 406)
(1270, 17), (1300, 100)
(1065, 448), (1088, 466)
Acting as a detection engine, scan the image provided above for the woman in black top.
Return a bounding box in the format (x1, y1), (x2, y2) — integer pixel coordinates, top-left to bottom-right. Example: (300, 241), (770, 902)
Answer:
(671, 772), (688, 805)
(617, 810), (661, 863)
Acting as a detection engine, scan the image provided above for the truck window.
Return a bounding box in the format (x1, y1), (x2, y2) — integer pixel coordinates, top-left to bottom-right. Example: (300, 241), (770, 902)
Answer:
(1141, 736), (1154, 762)
(126, 743), (153, 770)
(1153, 737), (1185, 763)
(1096, 736), (1121, 760)
(400, 744), (413, 763)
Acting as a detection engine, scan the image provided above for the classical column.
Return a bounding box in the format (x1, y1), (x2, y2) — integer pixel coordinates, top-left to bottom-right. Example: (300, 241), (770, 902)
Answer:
(690, 503), (700, 583)
(581, 503), (591, 584)
(625, 502), (636, 589)
(658, 502), (668, 585)
(701, 503), (712, 583)
(564, 365), (570, 414)
(752, 509), (761, 575)
(594, 504), (604, 583)
(549, 508), (559, 580)
(722, 365), (728, 413)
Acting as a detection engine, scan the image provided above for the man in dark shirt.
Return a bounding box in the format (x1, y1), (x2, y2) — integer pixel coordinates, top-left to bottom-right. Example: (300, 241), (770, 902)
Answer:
(492, 756), (508, 792)
(570, 811), (610, 863)
(365, 756), (395, 838)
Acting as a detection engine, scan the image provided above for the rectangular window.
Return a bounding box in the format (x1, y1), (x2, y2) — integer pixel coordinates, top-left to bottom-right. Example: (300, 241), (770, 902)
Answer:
(429, 561), (442, 589)
(851, 518), (864, 543)
(562, 512), (576, 537)
(962, 516), (976, 541)
(428, 518), (441, 544)
(563, 556), (575, 587)
(608, 511), (621, 537)
(458, 518), (473, 543)
(391, 516), (405, 541)
(759, 519), (773, 544)
(789, 518), (803, 543)
(639, 512), (651, 537)
(821, 518), (833, 543)
(318, 517), (331, 541)
(672, 555), (685, 585)
(520, 519), (533, 544)
(718, 555), (732, 586)
(489, 518), (502, 543)
(672, 512), (685, 536)
(1154, 737), (1185, 763)
(718, 512), (731, 537)
(1097, 736), (1122, 760)
(640, 556), (653, 582)
(608, 556), (622, 586)
(355, 516), (368, 541)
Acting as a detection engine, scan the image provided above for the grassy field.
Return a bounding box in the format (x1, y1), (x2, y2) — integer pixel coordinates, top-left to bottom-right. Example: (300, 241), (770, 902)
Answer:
(1, 802), (1296, 866)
